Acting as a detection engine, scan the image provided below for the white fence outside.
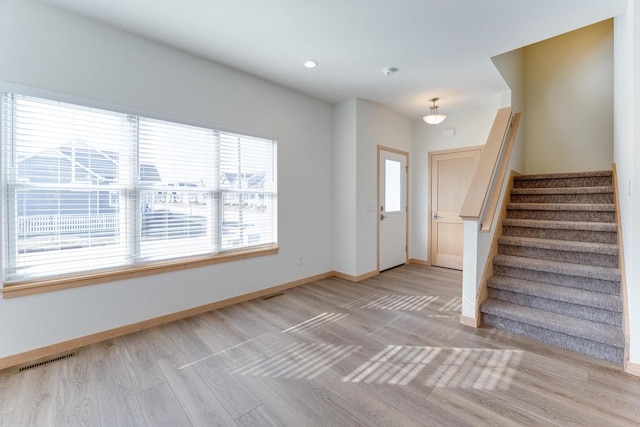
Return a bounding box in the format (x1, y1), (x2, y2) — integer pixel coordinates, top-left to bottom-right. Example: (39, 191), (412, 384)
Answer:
(18, 214), (119, 236)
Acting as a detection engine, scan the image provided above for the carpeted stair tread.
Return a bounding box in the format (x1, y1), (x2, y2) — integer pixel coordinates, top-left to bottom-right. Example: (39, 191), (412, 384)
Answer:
(493, 265), (619, 294)
(510, 186), (613, 195)
(513, 171), (612, 189)
(497, 236), (619, 256)
(507, 203), (615, 212)
(487, 276), (622, 312)
(514, 170), (612, 181)
(480, 299), (624, 347)
(485, 169), (623, 363)
(493, 254), (620, 282)
(482, 314), (624, 364)
(487, 288), (621, 326)
(502, 218), (617, 232)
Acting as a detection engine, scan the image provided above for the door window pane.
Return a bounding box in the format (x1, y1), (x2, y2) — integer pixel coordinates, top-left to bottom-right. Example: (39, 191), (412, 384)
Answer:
(385, 159), (402, 212)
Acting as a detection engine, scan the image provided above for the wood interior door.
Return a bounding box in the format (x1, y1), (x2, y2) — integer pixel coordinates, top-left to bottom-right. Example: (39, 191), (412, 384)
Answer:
(430, 148), (481, 270)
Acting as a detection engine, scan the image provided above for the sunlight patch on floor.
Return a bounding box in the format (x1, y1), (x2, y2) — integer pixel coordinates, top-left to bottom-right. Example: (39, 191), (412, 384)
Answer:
(438, 297), (462, 312)
(341, 294), (440, 311)
(342, 346), (442, 385)
(339, 294), (382, 308)
(178, 339), (253, 369)
(230, 343), (361, 380)
(281, 312), (348, 334)
(342, 346), (523, 390)
(359, 295), (439, 311)
(424, 348), (523, 390)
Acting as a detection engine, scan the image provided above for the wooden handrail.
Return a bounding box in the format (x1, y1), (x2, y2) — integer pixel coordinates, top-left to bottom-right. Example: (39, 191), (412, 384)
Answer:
(480, 112), (521, 231)
(459, 107), (512, 220)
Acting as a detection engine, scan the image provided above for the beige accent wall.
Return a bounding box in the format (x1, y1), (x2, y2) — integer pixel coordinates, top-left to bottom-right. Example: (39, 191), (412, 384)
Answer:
(524, 20), (613, 174)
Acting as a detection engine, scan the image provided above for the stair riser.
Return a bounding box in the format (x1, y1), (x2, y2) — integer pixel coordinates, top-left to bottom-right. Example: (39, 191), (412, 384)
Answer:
(482, 314), (623, 364)
(487, 288), (622, 326)
(487, 276), (624, 311)
(493, 265), (620, 295)
(498, 244), (618, 268)
(506, 210), (615, 223)
(510, 193), (613, 204)
(502, 226), (617, 244)
(514, 176), (612, 189)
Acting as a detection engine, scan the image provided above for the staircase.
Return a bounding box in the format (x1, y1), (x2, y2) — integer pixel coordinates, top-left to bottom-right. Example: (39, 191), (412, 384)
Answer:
(480, 170), (625, 364)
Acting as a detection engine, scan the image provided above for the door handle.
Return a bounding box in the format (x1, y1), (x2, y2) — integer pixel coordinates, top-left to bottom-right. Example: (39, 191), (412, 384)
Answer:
(380, 214), (387, 221)
(432, 212), (440, 220)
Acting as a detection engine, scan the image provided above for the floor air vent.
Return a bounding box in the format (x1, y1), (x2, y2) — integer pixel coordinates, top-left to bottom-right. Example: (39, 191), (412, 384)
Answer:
(18, 353), (75, 372)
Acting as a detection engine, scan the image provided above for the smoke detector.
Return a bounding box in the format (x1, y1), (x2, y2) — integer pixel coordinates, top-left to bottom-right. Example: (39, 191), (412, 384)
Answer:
(382, 67), (398, 75)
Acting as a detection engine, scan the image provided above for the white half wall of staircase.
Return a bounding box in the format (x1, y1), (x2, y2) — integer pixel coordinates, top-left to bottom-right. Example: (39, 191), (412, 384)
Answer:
(614, 0), (640, 367)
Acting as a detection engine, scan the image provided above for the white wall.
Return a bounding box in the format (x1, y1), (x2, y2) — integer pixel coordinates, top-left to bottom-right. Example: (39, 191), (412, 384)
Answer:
(524, 20), (614, 174)
(410, 100), (500, 262)
(333, 99), (357, 276)
(355, 99), (412, 275)
(614, 0), (640, 366)
(332, 98), (412, 277)
(492, 48), (526, 174)
(0, 0), (334, 360)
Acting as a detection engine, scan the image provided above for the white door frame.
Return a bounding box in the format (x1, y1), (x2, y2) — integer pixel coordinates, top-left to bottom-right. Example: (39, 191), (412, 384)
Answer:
(377, 145), (409, 272)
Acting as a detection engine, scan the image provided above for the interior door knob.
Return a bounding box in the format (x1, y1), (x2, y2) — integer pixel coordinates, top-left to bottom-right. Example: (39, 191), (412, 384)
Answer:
(380, 214), (387, 221)
(432, 212), (440, 219)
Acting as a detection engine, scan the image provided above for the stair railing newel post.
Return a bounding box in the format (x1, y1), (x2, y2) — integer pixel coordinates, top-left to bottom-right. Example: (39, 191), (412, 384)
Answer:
(459, 108), (520, 328)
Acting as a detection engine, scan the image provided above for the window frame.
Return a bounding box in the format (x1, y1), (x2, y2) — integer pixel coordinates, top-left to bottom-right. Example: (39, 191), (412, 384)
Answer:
(0, 84), (278, 298)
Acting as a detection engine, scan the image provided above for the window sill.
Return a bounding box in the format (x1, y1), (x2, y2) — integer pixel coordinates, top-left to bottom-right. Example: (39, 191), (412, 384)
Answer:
(1, 245), (279, 299)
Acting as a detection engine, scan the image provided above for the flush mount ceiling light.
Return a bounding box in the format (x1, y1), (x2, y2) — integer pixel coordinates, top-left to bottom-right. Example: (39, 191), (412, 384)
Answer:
(423, 97), (447, 125)
(304, 60), (318, 68)
(382, 67), (398, 75)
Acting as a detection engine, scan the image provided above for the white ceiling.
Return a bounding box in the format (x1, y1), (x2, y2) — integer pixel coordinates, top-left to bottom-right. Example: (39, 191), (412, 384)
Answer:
(39, 0), (627, 120)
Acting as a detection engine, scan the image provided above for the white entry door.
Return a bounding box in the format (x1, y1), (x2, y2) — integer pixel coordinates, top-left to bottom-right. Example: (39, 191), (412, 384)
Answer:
(379, 148), (408, 271)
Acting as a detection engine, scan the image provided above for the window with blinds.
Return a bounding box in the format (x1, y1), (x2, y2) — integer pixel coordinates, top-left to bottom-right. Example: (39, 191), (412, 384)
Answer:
(1, 92), (277, 283)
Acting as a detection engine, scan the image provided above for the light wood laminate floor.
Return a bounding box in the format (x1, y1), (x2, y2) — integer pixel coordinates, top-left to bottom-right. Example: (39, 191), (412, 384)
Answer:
(2, 265), (640, 426)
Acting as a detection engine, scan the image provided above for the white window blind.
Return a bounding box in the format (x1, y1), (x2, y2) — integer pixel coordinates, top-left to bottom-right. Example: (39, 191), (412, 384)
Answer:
(138, 117), (217, 261)
(2, 92), (277, 283)
(219, 132), (277, 251)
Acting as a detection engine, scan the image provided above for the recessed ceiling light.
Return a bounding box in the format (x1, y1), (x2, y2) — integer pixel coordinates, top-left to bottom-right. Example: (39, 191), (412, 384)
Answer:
(304, 60), (318, 68)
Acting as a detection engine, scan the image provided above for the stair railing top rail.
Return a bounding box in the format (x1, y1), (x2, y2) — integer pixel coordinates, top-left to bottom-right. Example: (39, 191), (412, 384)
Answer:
(459, 107), (516, 229)
(479, 112), (521, 231)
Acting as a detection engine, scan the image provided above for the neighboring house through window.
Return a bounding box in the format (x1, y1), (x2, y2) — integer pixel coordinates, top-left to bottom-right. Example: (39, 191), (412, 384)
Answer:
(1, 92), (277, 284)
